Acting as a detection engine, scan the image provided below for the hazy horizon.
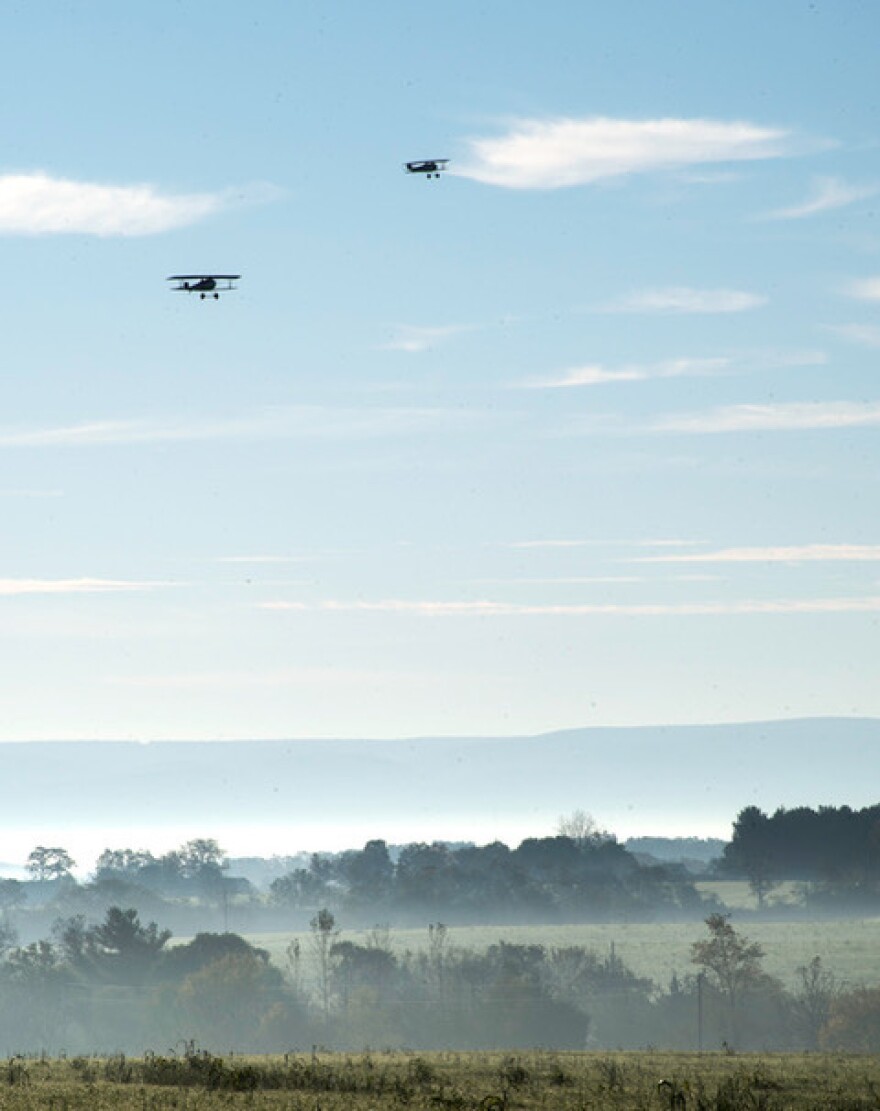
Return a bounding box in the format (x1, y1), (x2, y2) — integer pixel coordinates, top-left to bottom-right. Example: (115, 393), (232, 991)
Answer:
(0, 716), (873, 875)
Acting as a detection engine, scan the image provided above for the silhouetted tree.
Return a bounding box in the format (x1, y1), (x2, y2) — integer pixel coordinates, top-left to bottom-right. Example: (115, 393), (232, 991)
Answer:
(26, 845), (75, 883)
(310, 907), (338, 1019)
(691, 914), (773, 1045)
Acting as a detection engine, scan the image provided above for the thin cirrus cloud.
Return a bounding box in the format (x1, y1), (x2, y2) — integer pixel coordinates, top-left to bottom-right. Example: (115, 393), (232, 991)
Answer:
(521, 356), (730, 390)
(829, 323), (880, 348)
(522, 348), (826, 389)
(0, 406), (472, 448)
(0, 578), (174, 596)
(633, 544), (880, 564)
(597, 286), (766, 314)
(845, 277), (880, 302)
(648, 400), (880, 434)
(0, 172), (278, 236)
(261, 596), (880, 617)
(383, 324), (471, 353)
(456, 116), (790, 190)
(762, 175), (878, 220)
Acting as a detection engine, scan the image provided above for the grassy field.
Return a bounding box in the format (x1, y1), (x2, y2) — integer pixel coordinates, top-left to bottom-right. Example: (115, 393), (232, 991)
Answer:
(3, 1051), (880, 1110)
(246, 915), (880, 992)
(695, 880), (803, 910)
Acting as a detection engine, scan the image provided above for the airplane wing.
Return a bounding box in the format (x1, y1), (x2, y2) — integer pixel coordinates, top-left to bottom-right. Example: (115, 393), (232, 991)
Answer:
(166, 274), (241, 281)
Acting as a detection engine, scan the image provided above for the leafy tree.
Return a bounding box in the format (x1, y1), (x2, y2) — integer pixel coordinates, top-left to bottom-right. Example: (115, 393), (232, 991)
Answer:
(344, 839), (394, 904)
(331, 938), (397, 1006)
(0, 940), (73, 1048)
(691, 914), (772, 1045)
(270, 867), (327, 908)
(94, 848), (157, 881)
(26, 845), (75, 882)
(820, 986), (880, 1052)
(0, 878), (25, 912)
(91, 906), (171, 982)
(162, 931), (270, 980)
(55, 906), (171, 985)
(721, 807), (780, 908)
(175, 951), (286, 1051)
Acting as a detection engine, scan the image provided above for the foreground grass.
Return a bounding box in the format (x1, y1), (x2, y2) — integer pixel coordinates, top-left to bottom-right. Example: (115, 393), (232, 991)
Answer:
(3, 1051), (880, 1110)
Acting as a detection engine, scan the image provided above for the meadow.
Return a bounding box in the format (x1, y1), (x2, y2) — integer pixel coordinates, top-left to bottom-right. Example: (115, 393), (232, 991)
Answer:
(247, 914), (880, 992)
(3, 1050), (879, 1110)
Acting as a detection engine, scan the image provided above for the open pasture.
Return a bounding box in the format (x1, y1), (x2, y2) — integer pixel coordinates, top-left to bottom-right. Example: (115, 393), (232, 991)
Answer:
(3, 1051), (880, 1110)
(248, 916), (880, 990)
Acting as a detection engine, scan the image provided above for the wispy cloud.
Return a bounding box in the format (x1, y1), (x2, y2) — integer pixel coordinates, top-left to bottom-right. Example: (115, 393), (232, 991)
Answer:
(598, 287), (766, 315)
(829, 323), (880, 348)
(0, 406), (472, 448)
(0, 578), (174, 596)
(845, 277), (880, 302)
(0, 172), (278, 236)
(105, 666), (425, 689)
(504, 538), (705, 550)
(457, 116), (790, 190)
(0, 488), (63, 498)
(469, 576), (645, 585)
(215, 555), (313, 565)
(763, 175), (878, 220)
(521, 356), (730, 389)
(649, 400), (880, 434)
(634, 543), (880, 564)
(262, 596), (880, 617)
(383, 324), (470, 353)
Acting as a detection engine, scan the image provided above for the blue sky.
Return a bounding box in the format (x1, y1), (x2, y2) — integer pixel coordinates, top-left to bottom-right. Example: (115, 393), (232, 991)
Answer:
(1, 1), (879, 741)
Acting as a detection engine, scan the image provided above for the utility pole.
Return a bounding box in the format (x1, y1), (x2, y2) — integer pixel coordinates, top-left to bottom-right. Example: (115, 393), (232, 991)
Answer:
(697, 971), (704, 1053)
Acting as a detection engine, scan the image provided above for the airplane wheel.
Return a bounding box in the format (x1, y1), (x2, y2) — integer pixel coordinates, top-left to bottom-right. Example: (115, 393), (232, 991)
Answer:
(200, 293), (205, 300)
(214, 293), (219, 300)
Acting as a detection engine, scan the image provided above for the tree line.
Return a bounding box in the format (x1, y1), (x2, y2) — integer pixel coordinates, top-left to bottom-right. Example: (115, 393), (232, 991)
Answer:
(721, 803), (880, 909)
(6, 833), (709, 930)
(0, 904), (876, 1054)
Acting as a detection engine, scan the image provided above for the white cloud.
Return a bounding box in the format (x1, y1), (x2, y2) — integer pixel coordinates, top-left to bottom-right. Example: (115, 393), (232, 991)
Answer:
(216, 555), (312, 565)
(599, 287), (766, 314)
(522, 356), (729, 389)
(457, 116), (790, 190)
(383, 324), (469, 353)
(0, 172), (276, 236)
(650, 400), (880, 434)
(763, 176), (878, 220)
(846, 277), (880, 302)
(635, 543), (880, 564)
(0, 488), (63, 498)
(0, 578), (174, 595)
(261, 596), (880, 617)
(0, 406), (472, 448)
(829, 323), (880, 348)
(105, 666), (425, 689)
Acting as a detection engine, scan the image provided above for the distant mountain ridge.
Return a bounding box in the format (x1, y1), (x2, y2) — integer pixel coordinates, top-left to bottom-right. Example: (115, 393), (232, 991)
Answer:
(0, 718), (875, 851)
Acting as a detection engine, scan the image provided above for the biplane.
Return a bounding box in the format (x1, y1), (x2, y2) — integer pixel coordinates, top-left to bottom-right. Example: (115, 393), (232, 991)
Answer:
(404, 159), (449, 179)
(167, 274), (240, 299)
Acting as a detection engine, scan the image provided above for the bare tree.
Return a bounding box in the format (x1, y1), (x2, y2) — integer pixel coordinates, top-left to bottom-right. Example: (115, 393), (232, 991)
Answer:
(557, 809), (603, 845)
(793, 956), (839, 1048)
(310, 907), (339, 1020)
